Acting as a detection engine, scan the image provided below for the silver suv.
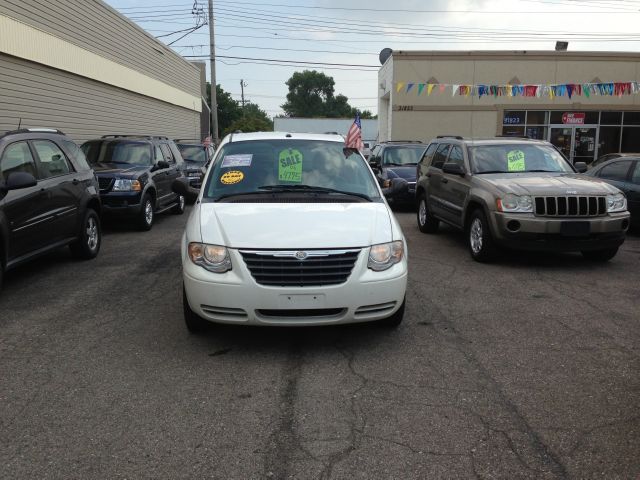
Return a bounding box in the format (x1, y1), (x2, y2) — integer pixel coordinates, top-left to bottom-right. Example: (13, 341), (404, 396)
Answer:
(415, 136), (630, 262)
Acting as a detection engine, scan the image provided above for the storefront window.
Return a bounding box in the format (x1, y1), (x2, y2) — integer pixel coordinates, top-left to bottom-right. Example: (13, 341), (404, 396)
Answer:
(598, 127), (621, 156)
(503, 111), (525, 125)
(623, 112), (640, 125)
(501, 126), (525, 136)
(526, 111), (548, 125)
(525, 126), (547, 140)
(621, 127), (640, 152)
(600, 111), (622, 125)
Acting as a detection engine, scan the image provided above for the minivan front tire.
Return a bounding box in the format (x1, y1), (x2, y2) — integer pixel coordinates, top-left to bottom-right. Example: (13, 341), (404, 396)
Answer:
(184, 285), (209, 333)
(69, 208), (101, 259)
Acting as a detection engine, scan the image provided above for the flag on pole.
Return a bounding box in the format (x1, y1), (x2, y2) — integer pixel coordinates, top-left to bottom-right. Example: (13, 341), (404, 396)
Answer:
(345, 113), (364, 151)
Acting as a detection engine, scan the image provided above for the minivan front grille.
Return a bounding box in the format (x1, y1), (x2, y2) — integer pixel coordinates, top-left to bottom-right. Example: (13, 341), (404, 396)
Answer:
(98, 177), (114, 192)
(239, 249), (360, 287)
(534, 196), (606, 217)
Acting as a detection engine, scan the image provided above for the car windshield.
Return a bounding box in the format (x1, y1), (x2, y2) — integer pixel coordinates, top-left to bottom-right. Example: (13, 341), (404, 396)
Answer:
(203, 139), (381, 202)
(469, 144), (574, 174)
(382, 146), (425, 166)
(82, 141), (153, 166)
(178, 145), (207, 164)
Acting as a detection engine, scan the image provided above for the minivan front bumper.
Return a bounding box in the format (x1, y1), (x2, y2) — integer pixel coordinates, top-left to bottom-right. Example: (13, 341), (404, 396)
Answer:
(183, 248), (408, 326)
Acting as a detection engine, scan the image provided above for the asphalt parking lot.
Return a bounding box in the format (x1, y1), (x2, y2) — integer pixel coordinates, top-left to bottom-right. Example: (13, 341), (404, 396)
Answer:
(1, 208), (638, 479)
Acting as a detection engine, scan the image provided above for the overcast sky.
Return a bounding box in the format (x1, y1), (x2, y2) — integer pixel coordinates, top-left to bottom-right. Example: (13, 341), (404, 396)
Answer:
(104, 0), (640, 117)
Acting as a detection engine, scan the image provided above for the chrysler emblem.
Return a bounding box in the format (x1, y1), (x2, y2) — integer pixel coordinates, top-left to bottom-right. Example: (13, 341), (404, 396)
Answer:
(295, 251), (308, 260)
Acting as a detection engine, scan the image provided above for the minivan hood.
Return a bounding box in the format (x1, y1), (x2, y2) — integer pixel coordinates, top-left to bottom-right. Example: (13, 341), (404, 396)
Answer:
(480, 173), (620, 196)
(198, 202), (392, 249)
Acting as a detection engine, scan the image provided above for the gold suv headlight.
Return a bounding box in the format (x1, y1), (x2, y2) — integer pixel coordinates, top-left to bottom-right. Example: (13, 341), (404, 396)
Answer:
(188, 243), (232, 273)
(497, 194), (533, 213)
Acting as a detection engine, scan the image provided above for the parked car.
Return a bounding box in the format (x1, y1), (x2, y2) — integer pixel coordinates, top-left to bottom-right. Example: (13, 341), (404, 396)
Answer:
(589, 152), (640, 170)
(585, 155), (640, 228)
(81, 135), (186, 230)
(175, 139), (213, 189)
(368, 141), (425, 204)
(415, 136), (630, 262)
(173, 132), (409, 332)
(0, 128), (101, 291)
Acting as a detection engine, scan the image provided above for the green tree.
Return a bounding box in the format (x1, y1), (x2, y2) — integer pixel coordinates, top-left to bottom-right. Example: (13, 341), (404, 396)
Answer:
(282, 70), (366, 118)
(224, 103), (273, 135)
(206, 83), (242, 137)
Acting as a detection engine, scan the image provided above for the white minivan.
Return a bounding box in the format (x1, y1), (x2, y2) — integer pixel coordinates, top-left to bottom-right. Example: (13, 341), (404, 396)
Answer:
(174, 132), (408, 332)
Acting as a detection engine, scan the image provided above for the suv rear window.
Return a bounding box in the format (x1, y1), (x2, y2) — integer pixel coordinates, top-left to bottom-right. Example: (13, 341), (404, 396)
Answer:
(469, 144), (573, 174)
(382, 146), (425, 166)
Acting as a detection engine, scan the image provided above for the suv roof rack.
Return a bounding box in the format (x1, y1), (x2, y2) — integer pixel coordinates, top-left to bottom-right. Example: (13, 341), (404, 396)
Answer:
(100, 134), (169, 140)
(174, 138), (202, 143)
(383, 140), (422, 143)
(2, 127), (65, 137)
(436, 135), (463, 140)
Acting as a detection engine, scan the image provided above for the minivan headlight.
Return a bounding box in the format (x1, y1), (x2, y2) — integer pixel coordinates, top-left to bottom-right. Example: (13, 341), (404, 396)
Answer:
(112, 179), (142, 192)
(188, 243), (232, 273)
(368, 241), (404, 271)
(497, 194), (533, 213)
(607, 193), (627, 213)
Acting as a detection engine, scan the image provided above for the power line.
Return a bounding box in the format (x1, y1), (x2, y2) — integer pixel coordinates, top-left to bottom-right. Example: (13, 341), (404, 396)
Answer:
(184, 54), (378, 68)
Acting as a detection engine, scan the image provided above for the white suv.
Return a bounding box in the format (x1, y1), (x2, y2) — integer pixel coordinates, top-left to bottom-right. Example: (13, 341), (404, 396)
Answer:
(175, 132), (408, 331)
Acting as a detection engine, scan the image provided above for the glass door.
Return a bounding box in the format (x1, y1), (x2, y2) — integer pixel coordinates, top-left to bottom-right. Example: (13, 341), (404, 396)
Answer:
(549, 126), (598, 164)
(549, 126), (573, 160)
(573, 127), (597, 164)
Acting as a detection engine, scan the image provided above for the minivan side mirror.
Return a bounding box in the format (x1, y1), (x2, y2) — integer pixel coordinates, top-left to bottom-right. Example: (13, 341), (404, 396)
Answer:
(6, 171), (37, 190)
(156, 160), (170, 169)
(442, 162), (465, 176)
(172, 177), (199, 203)
(382, 177), (409, 199)
(574, 161), (588, 173)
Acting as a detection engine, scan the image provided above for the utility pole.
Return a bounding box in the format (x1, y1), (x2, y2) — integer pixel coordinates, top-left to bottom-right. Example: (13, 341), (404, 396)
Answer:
(240, 79), (247, 112)
(208, 0), (219, 144)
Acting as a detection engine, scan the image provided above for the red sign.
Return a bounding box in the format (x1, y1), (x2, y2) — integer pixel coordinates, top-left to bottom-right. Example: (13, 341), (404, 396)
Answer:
(562, 112), (585, 125)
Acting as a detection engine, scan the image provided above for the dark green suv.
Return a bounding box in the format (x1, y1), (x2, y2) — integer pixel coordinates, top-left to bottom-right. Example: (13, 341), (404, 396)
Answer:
(415, 136), (630, 262)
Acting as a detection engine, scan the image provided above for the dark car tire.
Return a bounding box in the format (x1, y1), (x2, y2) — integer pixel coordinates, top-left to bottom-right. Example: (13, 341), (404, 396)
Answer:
(69, 208), (101, 260)
(138, 194), (155, 231)
(468, 209), (497, 263)
(582, 247), (619, 262)
(172, 195), (186, 215)
(417, 193), (439, 233)
(184, 286), (209, 333)
(378, 298), (405, 328)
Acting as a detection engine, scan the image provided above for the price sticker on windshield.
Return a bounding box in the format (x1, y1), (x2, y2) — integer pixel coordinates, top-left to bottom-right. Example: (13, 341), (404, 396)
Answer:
(278, 149), (303, 182)
(507, 150), (526, 171)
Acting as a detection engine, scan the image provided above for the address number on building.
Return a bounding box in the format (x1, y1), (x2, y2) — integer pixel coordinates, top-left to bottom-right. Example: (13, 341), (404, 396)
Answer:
(398, 105), (414, 111)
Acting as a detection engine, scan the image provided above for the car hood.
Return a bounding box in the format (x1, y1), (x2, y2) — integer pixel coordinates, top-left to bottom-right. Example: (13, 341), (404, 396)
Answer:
(385, 166), (417, 181)
(479, 173), (621, 196)
(92, 163), (149, 177)
(198, 202), (393, 249)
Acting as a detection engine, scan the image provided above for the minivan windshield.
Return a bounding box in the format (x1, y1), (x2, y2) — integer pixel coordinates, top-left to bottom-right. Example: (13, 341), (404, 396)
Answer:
(469, 144), (574, 174)
(382, 146), (425, 166)
(82, 141), (153, 166)
(204, 139), (381, 202)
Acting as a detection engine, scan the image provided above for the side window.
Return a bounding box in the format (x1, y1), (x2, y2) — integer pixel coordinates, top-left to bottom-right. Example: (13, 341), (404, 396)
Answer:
(631, 161), (640, 185)
(0, 141), (37, 181)
(61, 140), (90, 171)
(420, 144), (438, 166)
(446, 146), (465, 168)
(431, 144), (451, 169)
(154, 146), (164, 162)
(168, 142), (184, 164)
(160, 144), (175, 164)
(598, 161), (632, 182)
(31, 140), (72, 179)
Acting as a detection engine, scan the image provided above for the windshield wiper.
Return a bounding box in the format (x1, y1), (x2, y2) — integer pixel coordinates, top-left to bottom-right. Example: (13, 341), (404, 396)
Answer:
(476, 170), (509, 174)
(384, 162), (404, 166)
(526, 169), (558, 172)
(214, 190), (275, 201)
(258, 184), (372, 201)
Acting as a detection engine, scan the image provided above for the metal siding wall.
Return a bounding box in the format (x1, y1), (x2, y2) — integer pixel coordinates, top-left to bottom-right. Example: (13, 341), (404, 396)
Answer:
(0, 54), (200, 144)
(0, 0), (200, 97)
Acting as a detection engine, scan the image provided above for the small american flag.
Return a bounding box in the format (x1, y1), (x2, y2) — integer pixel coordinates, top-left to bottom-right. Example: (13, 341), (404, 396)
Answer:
(345, 113), (364, 151)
